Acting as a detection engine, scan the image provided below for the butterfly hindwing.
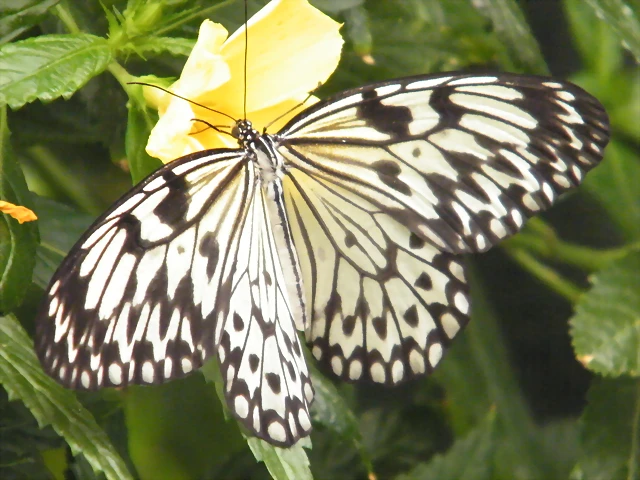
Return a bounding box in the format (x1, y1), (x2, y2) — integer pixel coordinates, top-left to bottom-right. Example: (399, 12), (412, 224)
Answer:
(283, 169), (469, 384)
(215, 173), (313, 445)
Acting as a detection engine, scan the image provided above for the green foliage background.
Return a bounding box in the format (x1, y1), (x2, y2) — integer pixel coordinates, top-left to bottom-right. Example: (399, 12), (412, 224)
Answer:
(0, 0), (639, 479)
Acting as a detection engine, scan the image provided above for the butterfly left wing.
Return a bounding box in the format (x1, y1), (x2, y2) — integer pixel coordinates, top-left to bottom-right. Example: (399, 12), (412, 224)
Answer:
(35, 150), (249, 389)
(276, 72), (609, 384)
(35, 147), (313, 445)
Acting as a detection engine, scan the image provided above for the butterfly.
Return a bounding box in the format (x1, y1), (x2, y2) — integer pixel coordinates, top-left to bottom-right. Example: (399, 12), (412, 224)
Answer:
(35, 72), (609, 446)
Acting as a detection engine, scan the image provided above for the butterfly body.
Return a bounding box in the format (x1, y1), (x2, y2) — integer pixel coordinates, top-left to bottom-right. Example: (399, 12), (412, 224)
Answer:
(36, 72), (609, 446)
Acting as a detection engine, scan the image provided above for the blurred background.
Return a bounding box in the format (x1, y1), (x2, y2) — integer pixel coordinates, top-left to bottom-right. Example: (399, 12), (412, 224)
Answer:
(1, 1), (639, 479)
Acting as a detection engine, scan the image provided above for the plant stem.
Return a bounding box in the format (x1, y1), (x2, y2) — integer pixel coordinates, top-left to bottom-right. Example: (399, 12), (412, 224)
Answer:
(54, 4), (82, 34)
(107, 62), (136, 95)
(507, 248), (583, 303)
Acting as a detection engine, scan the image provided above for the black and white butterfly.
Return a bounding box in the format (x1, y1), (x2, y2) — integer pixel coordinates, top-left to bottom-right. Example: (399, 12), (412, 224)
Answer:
(35, 72), (609, 446)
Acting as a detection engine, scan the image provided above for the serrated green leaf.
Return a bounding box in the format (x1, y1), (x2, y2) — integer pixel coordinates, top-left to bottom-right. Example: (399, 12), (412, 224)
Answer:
(247, 437), (313, 480)
(570, 378), (640, 480)
(0, 0), (60, 46)
(396, 413), (497, 480)
(31, 195), (92, 289)
(0, 314), (133, 480)
(470, 0), (548, 73)
(0, 104), (38, 311)
(0, 34), (112, 109)
(584, 0), (640, 63)
(570, 251), (640, 376)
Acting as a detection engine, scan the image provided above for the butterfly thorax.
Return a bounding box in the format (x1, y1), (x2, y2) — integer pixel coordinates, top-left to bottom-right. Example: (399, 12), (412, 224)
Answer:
(232, 119), (285, 184)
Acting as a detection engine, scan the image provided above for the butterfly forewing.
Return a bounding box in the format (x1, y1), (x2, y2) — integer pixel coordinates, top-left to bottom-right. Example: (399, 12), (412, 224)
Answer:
(280, 73), (609, 254)
(36, 150), (251, 389)
(278, 72), (609, 383)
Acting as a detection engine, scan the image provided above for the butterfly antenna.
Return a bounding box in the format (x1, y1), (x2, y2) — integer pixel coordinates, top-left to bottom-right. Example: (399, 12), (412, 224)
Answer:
(243, 0), (248, 120)
(263, 85), (321, 132)
(191, 119), (235, 139)
(128, 82), (236, 122)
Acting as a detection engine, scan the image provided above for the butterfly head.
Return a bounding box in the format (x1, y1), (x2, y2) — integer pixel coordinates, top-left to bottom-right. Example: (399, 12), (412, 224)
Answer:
(232, 119), (260, 148)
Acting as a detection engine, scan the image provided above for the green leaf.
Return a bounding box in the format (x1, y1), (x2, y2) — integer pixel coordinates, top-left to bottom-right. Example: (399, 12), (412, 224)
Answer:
(435, 264), (562, 477)
(0, 314), (133, 480)
(584, 0), (640, 63)
(396, 413), (497, 480)
(564, 0), (624, 77)
(125, 85), (162, 184)
(125, 376), (244, 480)
(246, 438), (313, 480)
(0, 0), (60, 46)
(308, 364), (361, 441)
(570, 251), (640, 376)
(0, 104), (38, 311)
(571, 378), (640, 480)
(31, 195), (93, 289)
(470, 0), (549, 74)
(0, 34), (112, 109)
(201, 358), (313, 480)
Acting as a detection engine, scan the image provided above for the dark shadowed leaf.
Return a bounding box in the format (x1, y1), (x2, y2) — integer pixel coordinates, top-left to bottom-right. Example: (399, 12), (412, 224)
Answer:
(0, 314), (132, 480)
(571, 378), (640, 480)
(0, 105), (38, 311)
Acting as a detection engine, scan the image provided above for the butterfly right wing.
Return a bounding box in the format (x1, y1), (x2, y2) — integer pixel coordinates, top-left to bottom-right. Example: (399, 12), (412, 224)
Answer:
(35, 150), (249, 389)
(215, 175), (313, 446)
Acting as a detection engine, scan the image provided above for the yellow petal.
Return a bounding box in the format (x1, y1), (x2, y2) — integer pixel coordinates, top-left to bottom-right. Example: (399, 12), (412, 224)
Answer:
(249, 94), (319, 134)
(146, 101), (199, 162)
(218, 0), (343, 112)
(173, 20), (232, 101)
(0, 201), (37, 223)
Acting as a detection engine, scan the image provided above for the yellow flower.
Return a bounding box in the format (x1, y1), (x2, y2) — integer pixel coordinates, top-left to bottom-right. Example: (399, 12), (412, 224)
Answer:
(146, 0), (343, 163)
(0, 201), (37, 224)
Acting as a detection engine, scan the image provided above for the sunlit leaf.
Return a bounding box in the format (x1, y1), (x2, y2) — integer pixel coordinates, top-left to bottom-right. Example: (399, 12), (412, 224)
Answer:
(571, 251), (640, 377)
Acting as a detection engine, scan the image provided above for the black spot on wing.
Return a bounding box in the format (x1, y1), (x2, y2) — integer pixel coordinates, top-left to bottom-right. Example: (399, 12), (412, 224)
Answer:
(343, 315), (357, 336)
(249, 354), (259, 372)
(409, 232), (424, 249)
(372, 160), (411, 196)
(357, 89), (413, 137)
(153, 171), (189, 225)
(415, 272), (433, 290)
(233, 313), (244, 332)
(372, 317), (387, 340)
(265, 372), (281, 394)
(199, 232), (219, 280)
(404, 305), (419, 327)
(119, 214), (144, 253)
